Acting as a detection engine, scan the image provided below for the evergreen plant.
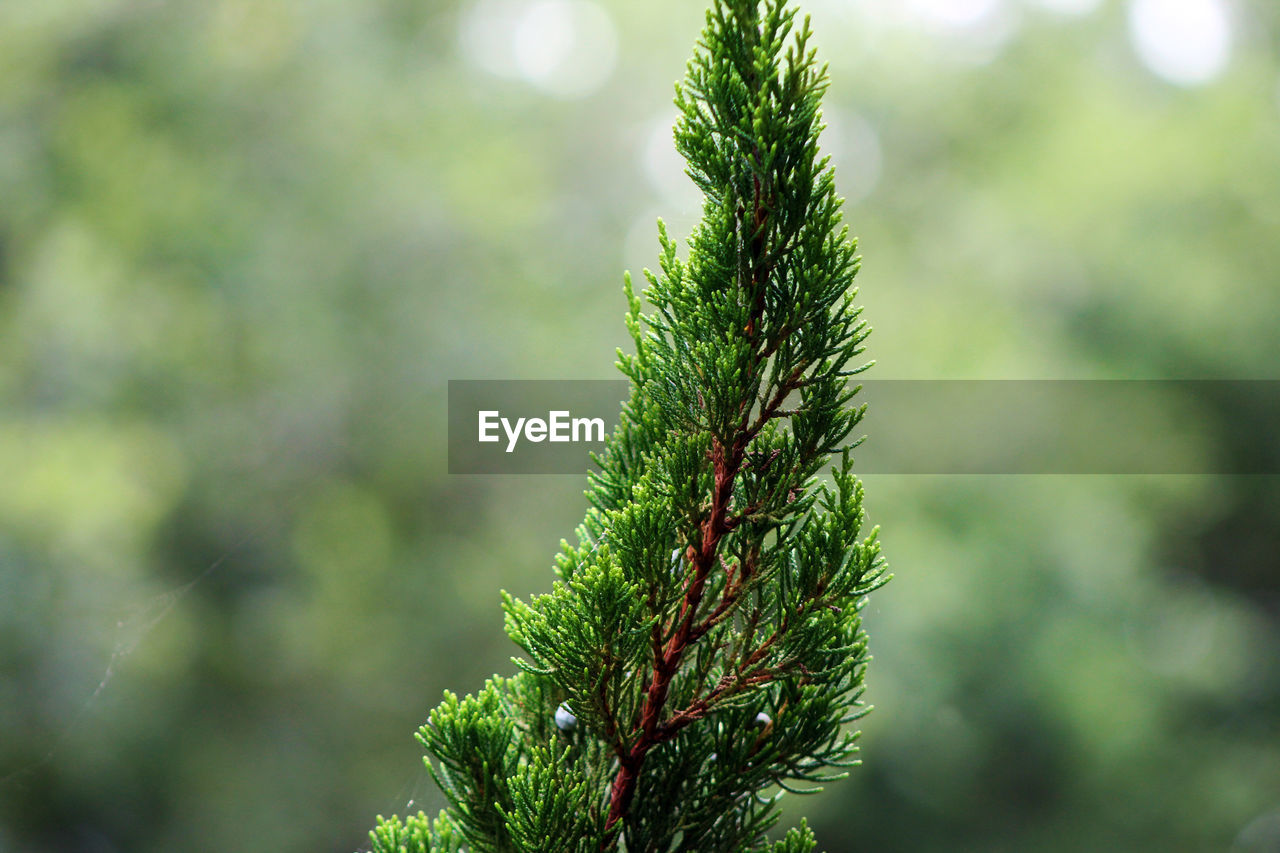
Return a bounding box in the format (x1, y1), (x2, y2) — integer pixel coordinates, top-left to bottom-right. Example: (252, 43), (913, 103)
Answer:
(369, 0), (887, 849)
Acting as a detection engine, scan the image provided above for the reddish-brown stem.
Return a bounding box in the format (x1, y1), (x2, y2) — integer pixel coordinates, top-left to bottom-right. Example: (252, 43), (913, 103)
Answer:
(600, 102), (784, 849)
(599, 357), (814, 847)
(602, 435), (743, 843)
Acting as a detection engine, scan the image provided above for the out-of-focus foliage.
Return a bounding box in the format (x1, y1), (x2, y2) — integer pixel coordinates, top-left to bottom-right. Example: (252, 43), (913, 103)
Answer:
(0, 1), (1276, 852)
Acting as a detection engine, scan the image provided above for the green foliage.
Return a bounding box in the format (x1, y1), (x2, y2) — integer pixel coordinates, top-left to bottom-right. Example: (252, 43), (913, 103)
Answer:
(768, 821), (818, 853)
(370, 811), (465, 853)
(373, 1), (887, 849)
(500, 745), (606, 853)
(417, 681), (521, 851)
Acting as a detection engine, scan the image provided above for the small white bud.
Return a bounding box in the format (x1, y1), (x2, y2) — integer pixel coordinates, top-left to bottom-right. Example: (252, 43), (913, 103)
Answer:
(555, 703), (578, 732)
(753, 711), (772, 728)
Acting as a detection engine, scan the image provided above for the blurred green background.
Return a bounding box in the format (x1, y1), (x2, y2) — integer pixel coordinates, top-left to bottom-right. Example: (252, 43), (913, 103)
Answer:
(1, 0), (1278, 850)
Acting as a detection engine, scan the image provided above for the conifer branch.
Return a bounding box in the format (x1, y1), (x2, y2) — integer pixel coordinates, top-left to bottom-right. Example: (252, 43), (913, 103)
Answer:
(604, 427), (745, 840)
(368, 2), (888, 851)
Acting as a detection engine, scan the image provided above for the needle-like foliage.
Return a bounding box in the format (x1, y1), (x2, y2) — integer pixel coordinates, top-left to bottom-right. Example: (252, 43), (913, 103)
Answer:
(369, 1), (887, 849)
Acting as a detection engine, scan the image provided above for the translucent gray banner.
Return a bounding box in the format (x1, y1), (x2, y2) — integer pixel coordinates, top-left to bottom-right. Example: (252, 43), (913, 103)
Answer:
(447, 380), (1279, 475)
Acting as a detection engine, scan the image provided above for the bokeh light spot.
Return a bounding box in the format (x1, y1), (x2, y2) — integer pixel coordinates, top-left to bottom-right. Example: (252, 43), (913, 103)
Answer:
(1027, 0), (1102, 15)
(909, 0), (1001, 29)
(908, 0), (1021, 66)
(821, 110), (884, 205)
(1127, 0), (1232, 86)
(641, 112), (701, 209)
(459, 0), (618, 98)
(458, 0), (525, 79)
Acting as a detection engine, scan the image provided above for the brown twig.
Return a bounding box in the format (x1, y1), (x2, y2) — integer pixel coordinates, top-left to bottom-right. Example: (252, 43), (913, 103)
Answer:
(602, 433), (743, 842)
(599, 71), (785, 845)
